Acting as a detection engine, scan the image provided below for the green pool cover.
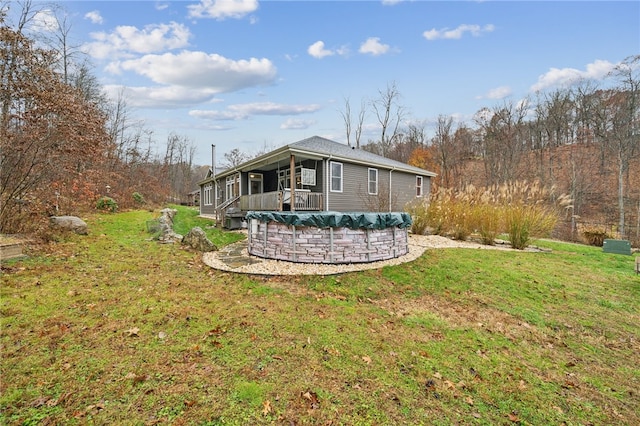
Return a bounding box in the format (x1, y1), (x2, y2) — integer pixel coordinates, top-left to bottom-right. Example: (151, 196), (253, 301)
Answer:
(245, 211), (412, 230)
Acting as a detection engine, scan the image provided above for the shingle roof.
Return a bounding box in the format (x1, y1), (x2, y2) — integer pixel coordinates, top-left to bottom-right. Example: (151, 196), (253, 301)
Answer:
(209, 135), (436, 181)
(288, 136), (436, 176)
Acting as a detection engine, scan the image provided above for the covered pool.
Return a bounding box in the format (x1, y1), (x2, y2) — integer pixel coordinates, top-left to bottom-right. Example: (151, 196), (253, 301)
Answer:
(246, 211), (412, 264)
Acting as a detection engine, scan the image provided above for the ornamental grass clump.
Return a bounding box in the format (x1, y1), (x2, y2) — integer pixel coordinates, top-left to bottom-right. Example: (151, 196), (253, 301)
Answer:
(473, 187), (503, 245)
(449, 187), (476, 240)
(580, 225), (611, 246)
(501, 181), (571, 250)
(409, 181), (571, 249)
(405, 197), (430, 235)
(424, 187), (449, 236)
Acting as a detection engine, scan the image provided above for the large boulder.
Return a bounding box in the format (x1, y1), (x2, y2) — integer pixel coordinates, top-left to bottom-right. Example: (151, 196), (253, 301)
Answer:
(157, 208), (182, 243)
(50, 216), (88, 235)
(182, 227), (217, 252)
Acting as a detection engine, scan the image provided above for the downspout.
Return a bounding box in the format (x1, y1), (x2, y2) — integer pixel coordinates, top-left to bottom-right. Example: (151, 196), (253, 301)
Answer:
(212, 144), (217, 212)
(325, 155), (332, 211)
(389, 167), (395, 212)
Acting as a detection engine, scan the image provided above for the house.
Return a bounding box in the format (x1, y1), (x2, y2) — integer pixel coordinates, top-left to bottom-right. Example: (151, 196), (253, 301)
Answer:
(198, 136), (435, 226)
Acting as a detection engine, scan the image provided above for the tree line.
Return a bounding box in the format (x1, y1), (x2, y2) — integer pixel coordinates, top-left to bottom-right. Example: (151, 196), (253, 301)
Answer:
(0, 2), (203, 236)
(350, 61), (639, 242)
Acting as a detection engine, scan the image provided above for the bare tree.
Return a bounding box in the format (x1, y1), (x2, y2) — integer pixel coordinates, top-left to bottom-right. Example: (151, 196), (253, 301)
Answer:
(355, 98), (366, 149)
(371, 81), (405, 157)
(340, 96), (367, 148)
(222, 148), (249, 169)
(340, 96), (352, 147)
(431, 115), (455, 187)
(474, 99), (530, 186)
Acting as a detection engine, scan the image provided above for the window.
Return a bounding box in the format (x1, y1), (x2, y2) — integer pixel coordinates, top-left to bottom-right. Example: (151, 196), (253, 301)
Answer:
(249, 173), (263, 195)
(301, 168), (316, 186)
(330, 161), (343, 192)
(368, 168), (378, 195)
(416, 176), (424, 197)
(278, 167), (316, 190)
(203, 183), (213, 205)
(226, 174), (238, 199)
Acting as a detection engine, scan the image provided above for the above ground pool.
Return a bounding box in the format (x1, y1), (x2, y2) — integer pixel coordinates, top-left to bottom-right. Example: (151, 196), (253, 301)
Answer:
(246, 211), (412, 264)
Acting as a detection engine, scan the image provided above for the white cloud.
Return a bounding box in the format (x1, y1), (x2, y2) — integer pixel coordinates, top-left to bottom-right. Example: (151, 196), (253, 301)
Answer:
(189, 109), (243, 120)
(188, 0), (259, 20)
(103, 84), (218, 108)
(307, 41), (349, 59)
(84, 11), (104, 25)
(281, 118), (316, 130)
(359, 37), (390, 56)
(190, 102), (322, 121)
(83, 22), (191, 59)
(31, 9), (58, 33)
(423, 24), (495, 40)
(308, 41), (334, 59)
(155, 3), (170, 11)
(115, 51), (277, 92)
(482, 86), (512, 100)
(530, 59), (616, 92)
(101, 51), (277, 108)
(230, 102), (321, 115)
(382, 0), (404, 5)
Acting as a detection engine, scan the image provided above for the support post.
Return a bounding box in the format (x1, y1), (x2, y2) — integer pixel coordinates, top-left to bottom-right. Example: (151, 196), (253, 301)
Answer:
(289, 154), (296, 211)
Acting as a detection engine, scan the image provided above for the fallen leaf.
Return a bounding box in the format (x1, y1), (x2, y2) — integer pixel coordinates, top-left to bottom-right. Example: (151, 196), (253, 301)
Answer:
(472, 412), (481, 419)
(262, 400), (272, 415)
(126, 327), (139, 337)
(508, 412), (520, 422)
(302, 390), (320, 409)
(158, 331), (167, 339)
(362, 355), (372, 364)
(465, 396), (474, 406)
(444, 380), (456, 390)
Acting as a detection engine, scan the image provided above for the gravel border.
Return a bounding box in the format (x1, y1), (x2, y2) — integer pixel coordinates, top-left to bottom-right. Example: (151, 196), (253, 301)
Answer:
(202, 234), (516, 276)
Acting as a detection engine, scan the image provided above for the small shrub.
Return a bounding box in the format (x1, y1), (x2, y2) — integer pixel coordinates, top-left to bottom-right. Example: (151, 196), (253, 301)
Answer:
(132, 192), (145, 205)
(96, 196), (118, 213)
(582, 227), (610, 246)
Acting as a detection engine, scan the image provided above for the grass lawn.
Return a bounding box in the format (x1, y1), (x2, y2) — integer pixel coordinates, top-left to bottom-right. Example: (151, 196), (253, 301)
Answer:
(1, 207), (638, 425)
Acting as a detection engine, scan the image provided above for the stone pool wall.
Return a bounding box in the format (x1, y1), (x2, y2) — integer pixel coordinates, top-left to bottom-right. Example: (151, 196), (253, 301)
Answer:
(248, 219), (408, 264)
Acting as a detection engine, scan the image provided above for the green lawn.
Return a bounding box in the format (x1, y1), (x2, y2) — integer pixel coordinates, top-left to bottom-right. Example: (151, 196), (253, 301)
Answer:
(1, 208), (638, 425)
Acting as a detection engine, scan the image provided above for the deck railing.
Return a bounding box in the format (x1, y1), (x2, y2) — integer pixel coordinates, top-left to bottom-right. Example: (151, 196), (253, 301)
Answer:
(239, 190), (323, 212)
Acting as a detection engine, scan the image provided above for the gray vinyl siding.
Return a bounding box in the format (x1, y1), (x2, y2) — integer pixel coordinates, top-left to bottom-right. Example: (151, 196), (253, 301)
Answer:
(199, 180), (216, 216)
(326, 162), (378, 211)
(391, 172), (428, 209)
(325, 161), (430, 212)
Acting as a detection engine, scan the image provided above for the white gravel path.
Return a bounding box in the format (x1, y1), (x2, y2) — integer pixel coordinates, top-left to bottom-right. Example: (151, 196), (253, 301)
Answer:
(202, 234), (516, 276)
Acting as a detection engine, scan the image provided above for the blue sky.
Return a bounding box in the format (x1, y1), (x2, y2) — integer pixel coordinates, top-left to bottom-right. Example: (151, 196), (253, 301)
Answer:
(15, 0), (640, 166)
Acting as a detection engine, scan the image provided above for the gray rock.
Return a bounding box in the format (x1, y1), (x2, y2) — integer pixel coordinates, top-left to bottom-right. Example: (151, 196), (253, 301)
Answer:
(182, 227), (217, 252)
(50, 216), (88, 235)
(156, 208), (182, 243)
